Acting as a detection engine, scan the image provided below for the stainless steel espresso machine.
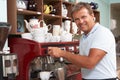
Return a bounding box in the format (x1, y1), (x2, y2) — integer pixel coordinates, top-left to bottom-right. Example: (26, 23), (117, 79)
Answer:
(0, 22), (18, 80)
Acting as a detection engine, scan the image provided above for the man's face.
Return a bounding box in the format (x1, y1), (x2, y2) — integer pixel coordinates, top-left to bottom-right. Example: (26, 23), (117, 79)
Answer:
(72, 8), (95, 34)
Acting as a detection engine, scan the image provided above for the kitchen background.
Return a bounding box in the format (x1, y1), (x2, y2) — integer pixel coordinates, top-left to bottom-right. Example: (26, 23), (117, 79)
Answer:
(1, 0), (120, 54)
(0, 0), (120, 79)
(1, 0), (120, 36)
(1, 0), (120, 49)
(1, 0), (120, 61)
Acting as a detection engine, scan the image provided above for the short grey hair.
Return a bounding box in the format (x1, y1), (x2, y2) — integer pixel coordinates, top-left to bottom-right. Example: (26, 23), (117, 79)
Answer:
(71, 2), (93, 18)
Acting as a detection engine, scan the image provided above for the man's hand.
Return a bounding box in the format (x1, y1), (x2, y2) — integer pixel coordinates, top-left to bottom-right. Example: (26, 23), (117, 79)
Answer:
(48, 47), (64, 58)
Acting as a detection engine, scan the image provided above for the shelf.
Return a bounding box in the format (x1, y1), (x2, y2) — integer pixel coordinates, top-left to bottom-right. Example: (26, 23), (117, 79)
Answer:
(62, 16), (72, 20)
(43, 14), (61, 18)
(17, 9), (42, 15)
(7, 0), (100, 35)
(43, 14), (61, 24)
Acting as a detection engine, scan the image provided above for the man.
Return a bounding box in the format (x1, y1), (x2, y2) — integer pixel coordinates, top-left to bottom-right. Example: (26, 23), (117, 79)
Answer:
(48, 2), (117, 80)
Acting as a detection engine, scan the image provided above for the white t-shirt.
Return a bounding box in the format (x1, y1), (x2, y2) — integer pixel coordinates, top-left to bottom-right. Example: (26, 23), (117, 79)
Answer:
(79, 23), (117, 79)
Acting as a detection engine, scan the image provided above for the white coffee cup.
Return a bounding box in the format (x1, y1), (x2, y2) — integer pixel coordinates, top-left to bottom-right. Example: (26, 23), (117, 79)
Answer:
(60, 31), (72, 42)
(45, 33), (52, 42)
(33, 36), (45, 42)
(21, 33), (33, 40)
(31, 28), (46, 42)
(50, 36), (60, 42)
(31, 28), (45, 37)
(39, 71), (52, 80)
(72, 22), (78, 34)
(64, 20), (71, 33)
(52, 25), (60, 36)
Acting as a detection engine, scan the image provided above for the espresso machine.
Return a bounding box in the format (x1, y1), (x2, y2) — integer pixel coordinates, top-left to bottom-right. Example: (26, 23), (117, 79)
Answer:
(0, 22), (18, 80)
(8, 36), (80, 80)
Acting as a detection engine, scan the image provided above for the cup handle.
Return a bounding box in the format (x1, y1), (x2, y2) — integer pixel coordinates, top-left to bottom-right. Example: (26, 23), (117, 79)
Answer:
(49, 5), (53, 12)
(39, 20), (46, 28)
(50, 71), (54, 77)
(47, 24), (52, 31)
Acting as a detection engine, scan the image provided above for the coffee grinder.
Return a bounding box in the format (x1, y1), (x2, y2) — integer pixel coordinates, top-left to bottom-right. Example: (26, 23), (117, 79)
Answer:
(0, 22), (18, 80)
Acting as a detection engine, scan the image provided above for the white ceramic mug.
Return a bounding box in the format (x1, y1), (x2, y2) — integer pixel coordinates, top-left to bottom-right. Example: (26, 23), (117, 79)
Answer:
(72, 22), (78, 34)
(21, 33), (33, 40)
(39, 71), (52, 80)
(50, 36), (60, 42)
(52, 25), (60, 36)
(64, 20), (71, 33)
(33, 36), (45, 42)
(45, 33), (52, 42)
(31, 28), (45, 42)
(60, 31), (72, 42)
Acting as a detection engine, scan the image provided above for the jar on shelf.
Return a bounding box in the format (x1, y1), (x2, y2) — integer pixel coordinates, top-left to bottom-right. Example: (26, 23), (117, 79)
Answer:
(27, 0), (37, 11)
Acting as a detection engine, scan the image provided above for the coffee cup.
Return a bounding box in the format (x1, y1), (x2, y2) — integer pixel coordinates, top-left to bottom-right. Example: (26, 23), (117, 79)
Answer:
(31, 28), (45, 42)
(21, 33), (33, 40)
(60, 31), (72, 42)
(33, 36), (45, 42)
(44, 5), (53, 14)
(64, 20), (71, 33)
(50, 36), (60, 42)
(45, 33), (52, 42)
(39, 71), (52, 80)
(72, 22), (78, 34)
(52, 25), (60, 36)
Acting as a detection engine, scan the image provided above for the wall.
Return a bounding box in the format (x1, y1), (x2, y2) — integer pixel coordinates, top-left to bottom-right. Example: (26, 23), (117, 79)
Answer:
(110, 0), (120, 3)
(110, 0), (120, 37)
(2, 0), (120, 29)
(0, 0), (7, 22)
(111, 5), (120, 37)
